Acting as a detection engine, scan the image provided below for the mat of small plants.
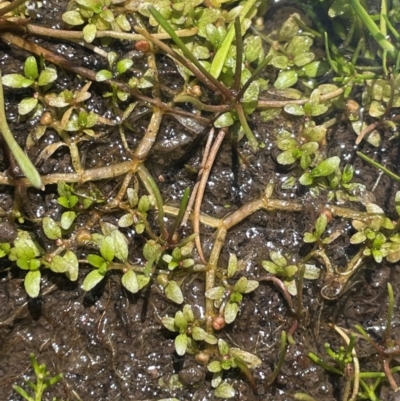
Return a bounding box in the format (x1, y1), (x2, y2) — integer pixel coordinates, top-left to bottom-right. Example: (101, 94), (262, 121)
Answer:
(1, 0), (400, 400)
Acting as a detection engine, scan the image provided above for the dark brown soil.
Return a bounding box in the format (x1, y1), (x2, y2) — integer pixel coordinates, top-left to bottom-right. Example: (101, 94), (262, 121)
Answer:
(1, 2), (400, 401)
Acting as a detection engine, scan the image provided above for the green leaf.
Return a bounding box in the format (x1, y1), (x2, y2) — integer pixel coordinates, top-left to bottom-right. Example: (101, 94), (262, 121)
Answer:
(262, 260), (279, 274)
(277, 150), (296, 165)
(143, 239), (162, 261)
(63, 250), (79, 281)
(62, 10), (85, 25)
(87, 254), (106, 268)
(127, 188), (139, 207)
(121, 270), (139, 293)
(137, 274), (150, 289)
(38, 68), (57, 86)
(96, 70), (113, 82)
(175, 333), (188, 356)
(82, 269), (105, 291)
(42, 217), (62, 240)
(284, 104), (305, 116)
(18, 97), (38, 115)
(303, 232), (317, 243)
(302, 61), (330, 78)
(294, 52), (315, 67)
(50, 251), (78, 281)
(214, 112), (234, 128)
(244, 36), (262, 63)
(310, 156), (340, 177)
(100, 9), (114, 22)
(244, 280), (259, 293)
(11, 230), (42, 260)
(299, 172), (313, 186)
(162, 316), (177, 332)
(269, 251), (287, 267)
(24, 270), (41, 298)
(17, 258), (41, 271)
(205, 286), (225, 300)
(24, 56), (38, 80)
(315, 214), (328, 237)
(224, 301), (239, 324)
(111, 230), (128, 262)
(83, 23), (97, 43)
(233, 276), (248, 293)
(270, 55), (289, 69)
(303, 264), (320, 280)
(208, 360), (222, 373)
(227, 253), (237, 278)
(116, 59), (134, 75)
(183, 304), (194, 322)
(138, 195), (150, 213)
(174, 310), (187, 330)
(115, 14), (131, 31)
(192, 326), (207, 341)
(342, 164), (354, 184)
(165, 281), (183, 304)
(350, 231), (367, 244)
(218, 338), (230, 356)
(100, 235), (115, 262)
(61, 211), (76, 230)
(230, 347), (262, 369)
(214, 381), (235, 398)
(274, 70), (298, 89)
(2, 74), (34, 88)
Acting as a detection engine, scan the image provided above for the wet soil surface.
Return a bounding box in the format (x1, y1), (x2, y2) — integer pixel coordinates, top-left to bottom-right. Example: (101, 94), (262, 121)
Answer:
(1, 1), (400, 401)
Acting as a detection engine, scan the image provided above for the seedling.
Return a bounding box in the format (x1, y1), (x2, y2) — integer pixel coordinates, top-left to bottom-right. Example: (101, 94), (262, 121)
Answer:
(13, 353), (62, 401)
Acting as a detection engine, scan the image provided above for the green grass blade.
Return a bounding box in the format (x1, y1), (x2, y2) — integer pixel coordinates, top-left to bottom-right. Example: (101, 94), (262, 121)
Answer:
(210, 0), (258, 79)
(0, 71), (43, 190)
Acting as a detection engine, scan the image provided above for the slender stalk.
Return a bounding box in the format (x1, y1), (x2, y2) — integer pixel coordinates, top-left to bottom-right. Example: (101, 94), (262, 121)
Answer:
(168, 187), (190, 242)
(357, 151), (400, 182)
(25, 23), (198, 41)
(385, 282), (394, 341)
(146, 175), (167, 240)
(194, 128), (226, 263)
(308, 352), (344, 375)
(332, 325), (359, 401)
(233, 17), (243, 94)
(0, 70), (43, 189)
(210, 0), (258, 79)
(235, 55), (272, 102)
(348, 0), (396, 54)
(235, 103), (258, 151)
(205, 226), (227, 332)
(265, 331), (287, 389)
(147, 7), (232, 99)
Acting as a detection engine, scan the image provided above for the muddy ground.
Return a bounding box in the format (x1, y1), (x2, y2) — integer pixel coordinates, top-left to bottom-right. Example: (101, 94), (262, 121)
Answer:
(1, 1), (400, 400)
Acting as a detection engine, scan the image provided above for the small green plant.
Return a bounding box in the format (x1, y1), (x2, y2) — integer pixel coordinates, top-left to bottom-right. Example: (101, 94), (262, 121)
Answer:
(2, 56), (57, 116)
(161, 304), (217, 356)
(350, 202), (394, 263)
(62, 0), (131, 43)
(205, 272), (259, 325)
(261, 251), (320, 295)
(207, 338), (262, 399)
(13, 353), (63, 401)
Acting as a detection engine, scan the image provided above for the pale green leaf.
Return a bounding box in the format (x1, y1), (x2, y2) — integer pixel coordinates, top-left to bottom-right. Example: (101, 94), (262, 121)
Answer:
(82, 269), (105, 291)
(121, 270), (139, 293)
(175, 333), (188, 356)
(165, 281), (183, 304)
(24, 270), (41, 298)
(42, 217), (61, 240)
